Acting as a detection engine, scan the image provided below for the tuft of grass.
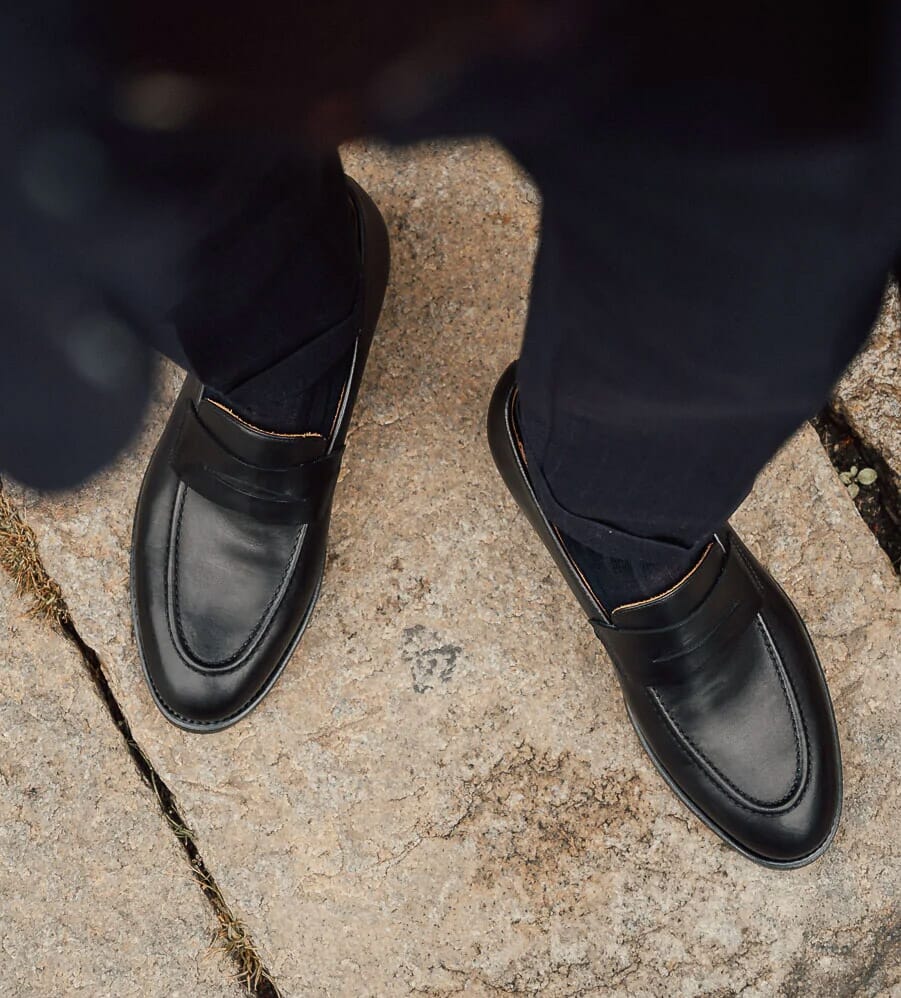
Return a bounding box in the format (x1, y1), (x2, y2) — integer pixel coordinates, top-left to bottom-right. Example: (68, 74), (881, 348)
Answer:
(203, 884), (278, 996)
(0, 483), (70, 625)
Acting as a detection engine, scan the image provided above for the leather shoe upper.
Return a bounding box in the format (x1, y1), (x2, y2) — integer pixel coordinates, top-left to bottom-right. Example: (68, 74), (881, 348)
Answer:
(131, 178), (389, 731)
(487, 361), (842, 867)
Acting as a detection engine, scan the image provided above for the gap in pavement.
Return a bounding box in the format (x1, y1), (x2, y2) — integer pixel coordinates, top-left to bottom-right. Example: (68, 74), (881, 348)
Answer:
(810, 408), (901, 573)
(0, 481), (283, 998)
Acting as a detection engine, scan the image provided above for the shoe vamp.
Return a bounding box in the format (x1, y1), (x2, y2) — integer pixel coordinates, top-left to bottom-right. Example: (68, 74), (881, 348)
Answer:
(654, 621), (802, 806)
(172, 488), (303, 665)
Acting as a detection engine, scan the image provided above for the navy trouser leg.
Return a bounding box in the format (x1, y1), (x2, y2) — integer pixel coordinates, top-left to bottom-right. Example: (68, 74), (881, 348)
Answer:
(513, 132), (901, 562)
(155, 149), (359, 397)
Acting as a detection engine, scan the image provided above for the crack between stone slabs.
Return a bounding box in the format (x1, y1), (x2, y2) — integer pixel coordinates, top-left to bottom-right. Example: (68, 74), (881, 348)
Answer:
(810, 406), (901, 574)
(0, 480), (282, 998)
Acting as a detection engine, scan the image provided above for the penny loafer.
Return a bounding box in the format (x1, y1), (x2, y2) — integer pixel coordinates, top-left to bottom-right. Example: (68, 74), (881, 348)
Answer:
(487, 361), (842, 867)
(131, 178), (389, 732)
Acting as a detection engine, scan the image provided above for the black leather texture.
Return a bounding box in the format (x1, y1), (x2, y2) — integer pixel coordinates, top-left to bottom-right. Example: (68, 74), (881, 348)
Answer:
(487, 361), (843, 868)
(131, 178), (390, 732)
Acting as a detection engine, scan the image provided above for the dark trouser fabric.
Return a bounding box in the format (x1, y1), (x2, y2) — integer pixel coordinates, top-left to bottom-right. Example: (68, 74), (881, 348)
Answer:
(146, 8), (901, 562)
(157, 138), (901, 562)
(511, 132), (901, 561)
(169, 151), (359, 401)
(5, 3), (901, 511)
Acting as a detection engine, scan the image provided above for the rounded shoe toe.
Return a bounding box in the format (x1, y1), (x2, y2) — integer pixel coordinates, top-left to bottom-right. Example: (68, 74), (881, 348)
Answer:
(746, 783), (841, 867)
(726, 702), (842, 867)
(139, 639), (272, 731)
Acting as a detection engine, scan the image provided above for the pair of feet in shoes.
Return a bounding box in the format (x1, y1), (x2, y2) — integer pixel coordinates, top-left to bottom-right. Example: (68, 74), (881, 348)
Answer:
(131, 179), (842, 869)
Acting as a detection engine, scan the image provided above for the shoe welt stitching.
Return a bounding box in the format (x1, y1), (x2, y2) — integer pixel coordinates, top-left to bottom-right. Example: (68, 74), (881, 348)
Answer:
(146, 668), (255, 727)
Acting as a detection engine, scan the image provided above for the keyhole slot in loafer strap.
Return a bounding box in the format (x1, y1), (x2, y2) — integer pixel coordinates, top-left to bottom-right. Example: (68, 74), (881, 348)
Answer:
(591, 542), (763, 686)
(170, 402), (344, 525)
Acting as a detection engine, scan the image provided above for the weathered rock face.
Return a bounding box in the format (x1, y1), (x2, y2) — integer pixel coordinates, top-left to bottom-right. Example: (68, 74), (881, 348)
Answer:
(2, 141), (899, 997)
(834, 280), (901, 485)
(0, 577), (237, 998)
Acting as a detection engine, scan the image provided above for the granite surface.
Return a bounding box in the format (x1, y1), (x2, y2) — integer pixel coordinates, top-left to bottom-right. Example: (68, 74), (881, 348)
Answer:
(0, 574), (238, 997)
(2, 140), (899, 996)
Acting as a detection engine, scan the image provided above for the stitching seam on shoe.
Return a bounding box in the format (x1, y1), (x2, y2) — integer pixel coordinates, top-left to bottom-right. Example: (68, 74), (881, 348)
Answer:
(168, 486), (305, 671)
(735, 541), (812, 798)
(646, 688), (809, 817)
(146, 669), (256, 726)
(144, 662), (285, 727)
(754, 616), (805, 797)
(755, 614), (813, 803)
(647, 612), (804, 810)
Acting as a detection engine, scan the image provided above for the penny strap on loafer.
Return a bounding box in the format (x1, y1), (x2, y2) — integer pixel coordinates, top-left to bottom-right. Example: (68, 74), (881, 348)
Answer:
(591, 540), (763, 686)
(170, 401), (344, 525)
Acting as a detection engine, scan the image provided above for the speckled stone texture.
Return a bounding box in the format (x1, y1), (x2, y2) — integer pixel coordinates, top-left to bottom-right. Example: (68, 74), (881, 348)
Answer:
(0, 576), (238, 998)
(4, 141), (900, 996)
(834, 279), (901, 484)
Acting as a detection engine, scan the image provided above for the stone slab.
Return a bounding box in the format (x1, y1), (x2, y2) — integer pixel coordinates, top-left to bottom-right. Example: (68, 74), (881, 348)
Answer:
(0, 575), (240, 997)
(834, 279), (901, 485)
(8, 140), (901, 996)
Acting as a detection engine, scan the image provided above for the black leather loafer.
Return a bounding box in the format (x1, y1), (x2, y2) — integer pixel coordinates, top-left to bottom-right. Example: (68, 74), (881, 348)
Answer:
(131, 178), (389, 732)
(487, 362), (842, 867)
